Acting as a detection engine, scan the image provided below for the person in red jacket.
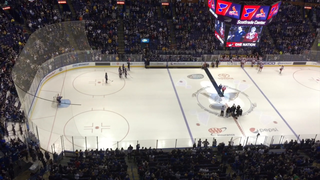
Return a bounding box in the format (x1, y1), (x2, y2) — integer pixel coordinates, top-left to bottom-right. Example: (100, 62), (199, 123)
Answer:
(243, 27), (259, 42)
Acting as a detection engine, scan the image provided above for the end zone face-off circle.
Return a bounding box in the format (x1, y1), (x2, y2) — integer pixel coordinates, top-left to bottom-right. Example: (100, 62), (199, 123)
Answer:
(293, 69), (320, 91)
(63, 110), (130, 148)
(72, 71), (126, 96)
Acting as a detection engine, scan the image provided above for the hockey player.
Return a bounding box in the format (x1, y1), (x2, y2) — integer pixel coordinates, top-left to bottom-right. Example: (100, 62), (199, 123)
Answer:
(241, 58), (245, 68)
(279, 65), (284, 74)
(118, 66), (122, 78)
(202, 62), (208, 69)
(222, 85), (226, 94)
(258, 63), (264, 72)
(127, 59), (131, 71)
(56, 94), (62, 104)
(211, 61), (215, 68)
(220, 105), (225, 117)
(122, 64), (125, 72)
(251, 59), (256, 67)
(257, 59), (261, 69)
(124, 67), (128, 78)
(105, 72), (108, 83)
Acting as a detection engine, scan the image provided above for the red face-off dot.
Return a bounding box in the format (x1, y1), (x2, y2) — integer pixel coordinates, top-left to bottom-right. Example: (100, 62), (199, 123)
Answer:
(95, 126), (99, 129)
(196, 123), (200, 126)
(273, 121), (278, 124)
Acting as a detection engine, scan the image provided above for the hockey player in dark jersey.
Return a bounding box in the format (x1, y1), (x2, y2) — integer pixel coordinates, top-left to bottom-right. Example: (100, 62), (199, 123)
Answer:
(124, 67), (128, 78)
(105, 72), (108, 83)
(56, 94), (62, 104)
(118, 66), (122, 78)
(127, 59), (131, 71)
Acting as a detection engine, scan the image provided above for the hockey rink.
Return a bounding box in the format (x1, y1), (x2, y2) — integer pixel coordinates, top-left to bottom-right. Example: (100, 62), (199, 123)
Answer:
(28, 66), (320, 152)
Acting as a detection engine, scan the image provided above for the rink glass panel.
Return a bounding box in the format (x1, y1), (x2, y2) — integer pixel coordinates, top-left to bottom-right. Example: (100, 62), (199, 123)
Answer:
(12, 21), (90, 116)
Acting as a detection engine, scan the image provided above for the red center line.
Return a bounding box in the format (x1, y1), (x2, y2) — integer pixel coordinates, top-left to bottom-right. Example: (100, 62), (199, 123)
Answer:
(233, 117), (246, 137)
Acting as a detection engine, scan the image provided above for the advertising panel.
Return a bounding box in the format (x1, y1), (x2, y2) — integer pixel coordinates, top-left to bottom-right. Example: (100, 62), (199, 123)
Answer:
(241, 5), (270, 21)
(216, 0), (241, 19)
(209, 0), (218, 18)
(267, 1), (281, 20)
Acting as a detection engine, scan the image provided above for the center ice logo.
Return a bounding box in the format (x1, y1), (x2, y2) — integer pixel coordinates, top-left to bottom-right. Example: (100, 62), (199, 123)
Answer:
(187, 74), (204, 79)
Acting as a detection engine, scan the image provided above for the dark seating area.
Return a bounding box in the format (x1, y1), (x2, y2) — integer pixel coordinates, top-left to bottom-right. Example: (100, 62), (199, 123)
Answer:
(8, 0), (58, 32)
(268, 2), (316, 54)
(71, 0), (119, 54)
(49, 149), (129, 180)
(173, 2), (218, 54)
(134, 147), (228, 179)
(124, 0), (170, 53)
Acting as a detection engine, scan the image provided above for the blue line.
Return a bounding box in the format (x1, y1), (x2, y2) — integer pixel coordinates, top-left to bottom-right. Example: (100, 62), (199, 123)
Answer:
(242, 68), (300, 142)
(167, 69), (194, 144)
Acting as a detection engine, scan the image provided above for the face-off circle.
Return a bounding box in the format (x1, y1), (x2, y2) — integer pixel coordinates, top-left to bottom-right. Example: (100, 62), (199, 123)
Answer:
(192, 86), (256, 116)
(72, 71), (126, 96)
(63, 110), (130, 149)
(293, 69), (320, 91)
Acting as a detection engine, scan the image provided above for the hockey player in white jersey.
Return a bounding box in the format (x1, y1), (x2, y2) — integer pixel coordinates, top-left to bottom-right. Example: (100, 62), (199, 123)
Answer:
(279, 65), (284, 74)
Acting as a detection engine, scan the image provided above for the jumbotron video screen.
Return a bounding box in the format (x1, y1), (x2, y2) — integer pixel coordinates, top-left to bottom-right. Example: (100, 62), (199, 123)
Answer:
(226, 25), (263, 47)
(215, 19), (225, 44)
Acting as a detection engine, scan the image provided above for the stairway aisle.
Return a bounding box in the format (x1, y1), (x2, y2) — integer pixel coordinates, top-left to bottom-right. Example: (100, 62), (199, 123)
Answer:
(157, 6), (162, 19)
(126, 156), (139, 180)
(304, 9), (317, 50)
(66, 0), (77, 20)
(169, 2), (176, 49)
(264, 26), (275, 46)
(118, 17), (125, 55)
(168, 19), (176, 49)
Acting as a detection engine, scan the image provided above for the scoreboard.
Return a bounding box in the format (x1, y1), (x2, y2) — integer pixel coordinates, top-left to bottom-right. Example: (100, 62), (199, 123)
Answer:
(208, 0), (282, 47)
(210, 0), (281, 26)
(267, 2), (281, 20)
